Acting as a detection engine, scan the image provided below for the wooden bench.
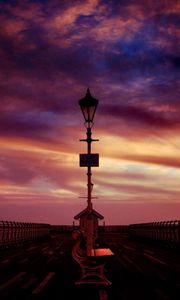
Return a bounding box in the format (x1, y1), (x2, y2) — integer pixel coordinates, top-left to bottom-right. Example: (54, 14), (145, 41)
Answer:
(72, 231), (114, 285)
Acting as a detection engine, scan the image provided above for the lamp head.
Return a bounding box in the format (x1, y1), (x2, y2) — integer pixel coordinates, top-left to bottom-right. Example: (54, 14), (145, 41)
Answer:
(78, 88), (99, 127)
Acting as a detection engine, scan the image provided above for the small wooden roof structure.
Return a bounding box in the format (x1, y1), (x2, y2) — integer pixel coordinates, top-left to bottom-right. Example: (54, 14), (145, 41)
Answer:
(74, 207), (104, 220)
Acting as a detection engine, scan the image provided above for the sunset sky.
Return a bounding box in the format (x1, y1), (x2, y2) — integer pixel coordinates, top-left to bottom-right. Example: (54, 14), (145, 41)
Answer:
(0, 0), (179, 225)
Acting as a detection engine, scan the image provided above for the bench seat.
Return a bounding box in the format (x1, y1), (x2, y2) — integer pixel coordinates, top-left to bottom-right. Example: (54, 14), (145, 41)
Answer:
(90, 248), (114, 257)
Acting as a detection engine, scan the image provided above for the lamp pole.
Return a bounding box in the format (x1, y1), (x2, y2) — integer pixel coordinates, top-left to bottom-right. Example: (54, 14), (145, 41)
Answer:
(79, 88), (99, 256)
(87, 127), (92, 213)
(86, 127), (93, 256)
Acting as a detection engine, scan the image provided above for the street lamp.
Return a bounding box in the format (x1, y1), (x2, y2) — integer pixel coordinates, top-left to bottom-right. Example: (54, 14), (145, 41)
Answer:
(79, 88), (99, 256)
(72, 89), (113, 285)
(79, 88), (99, 127)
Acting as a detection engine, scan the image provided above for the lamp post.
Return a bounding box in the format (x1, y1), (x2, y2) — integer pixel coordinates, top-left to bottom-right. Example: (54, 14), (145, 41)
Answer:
(72, 89), (113, 285)
(79, 88), (99, 256)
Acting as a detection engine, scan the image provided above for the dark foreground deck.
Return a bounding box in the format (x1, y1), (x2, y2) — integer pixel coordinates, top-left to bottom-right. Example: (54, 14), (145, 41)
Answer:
(0, 233), (179, 300)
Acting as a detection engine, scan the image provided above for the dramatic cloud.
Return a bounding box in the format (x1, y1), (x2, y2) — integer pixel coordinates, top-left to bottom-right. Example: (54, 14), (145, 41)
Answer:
(0, 0), (179, 224)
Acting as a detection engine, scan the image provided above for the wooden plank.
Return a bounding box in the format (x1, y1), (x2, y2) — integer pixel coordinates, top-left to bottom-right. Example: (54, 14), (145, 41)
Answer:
(143, 253), (168, 266)
(32, 272), (55, 294)
(0, 272), (26, 291)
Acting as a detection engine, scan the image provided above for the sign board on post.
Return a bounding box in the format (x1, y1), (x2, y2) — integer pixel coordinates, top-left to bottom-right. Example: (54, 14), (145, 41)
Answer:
(80, 154), (99, 167)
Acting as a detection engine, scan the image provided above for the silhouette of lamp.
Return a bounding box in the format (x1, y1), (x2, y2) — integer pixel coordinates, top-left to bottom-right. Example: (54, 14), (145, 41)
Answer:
(79, 88), (98, 128)
(78, 88), (99, 256)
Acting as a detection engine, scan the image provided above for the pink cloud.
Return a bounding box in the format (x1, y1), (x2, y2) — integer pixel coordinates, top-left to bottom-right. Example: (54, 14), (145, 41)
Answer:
(0, 0), (179, 225)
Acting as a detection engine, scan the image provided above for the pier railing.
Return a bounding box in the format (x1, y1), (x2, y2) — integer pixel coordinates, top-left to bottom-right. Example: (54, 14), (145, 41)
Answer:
(0, 220), (50, 249)
(128, 220), (180, 246)
(1, 220), (180, 249)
